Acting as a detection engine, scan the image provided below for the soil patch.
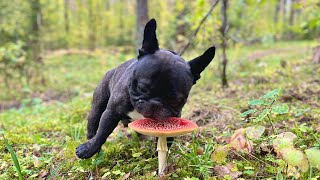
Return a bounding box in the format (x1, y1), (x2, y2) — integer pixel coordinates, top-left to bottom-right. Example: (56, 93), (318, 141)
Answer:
(0, 89), (77, 112)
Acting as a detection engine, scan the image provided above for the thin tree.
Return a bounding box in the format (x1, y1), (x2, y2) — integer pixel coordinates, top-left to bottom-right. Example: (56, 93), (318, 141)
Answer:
(28, 0), (44, 85)
(64, 0), (70, 48)
(289, 0), (297, 26)
(219, 0), (229, 88)
(29, 0), (41, 59)
(88, 0), (97, 50)
(274, 0), (281, 23)
(136, 0), (149, 49)
(287, 0), (297, 39)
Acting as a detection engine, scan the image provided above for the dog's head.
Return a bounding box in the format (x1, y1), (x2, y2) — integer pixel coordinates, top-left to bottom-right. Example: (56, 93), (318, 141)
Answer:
(129, 19), (215, 120)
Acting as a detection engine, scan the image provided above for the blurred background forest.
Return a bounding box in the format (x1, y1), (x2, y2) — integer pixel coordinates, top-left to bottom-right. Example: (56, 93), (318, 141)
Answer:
(1, 0), (320, 103)
(1, 1), (320, 179)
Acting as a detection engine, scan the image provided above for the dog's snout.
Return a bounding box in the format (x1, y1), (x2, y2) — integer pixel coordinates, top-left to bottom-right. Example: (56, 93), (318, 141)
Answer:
(149, 98), (161, 105)
(137, 99), (144, 103)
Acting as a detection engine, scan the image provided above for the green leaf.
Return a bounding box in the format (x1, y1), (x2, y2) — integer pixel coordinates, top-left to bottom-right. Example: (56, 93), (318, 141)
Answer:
(4, 137), (23, 180)
(281, 148), (309, 172)
(112, 170), (123, 175)
(276, 172), (284, 180)
(305, 148), (320, 170)
(246, 125), (265, 139)
(132, 152), (142, 157)
(240, 109), (256, 117)
(254, 109), (269, 122)
(248, 99), (265, 106)
(272, 104), (289, 114)
(263, 88), (281, 99)
(243, 170), (255, 175)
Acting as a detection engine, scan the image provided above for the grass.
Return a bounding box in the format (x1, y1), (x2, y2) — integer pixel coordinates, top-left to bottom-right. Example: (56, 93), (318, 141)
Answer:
(3, 136), (23, 180)
(0, 40), (320, 179)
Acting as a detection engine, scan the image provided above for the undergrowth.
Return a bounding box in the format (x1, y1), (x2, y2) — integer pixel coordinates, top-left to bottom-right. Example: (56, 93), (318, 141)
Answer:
(0, 41), (319, 179)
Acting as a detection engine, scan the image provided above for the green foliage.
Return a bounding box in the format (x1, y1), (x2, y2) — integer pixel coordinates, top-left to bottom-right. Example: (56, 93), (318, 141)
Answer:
(174, 137), (215, 179)
(0, 41), (27, 86)
(241, 88), (289, 132)
(305, 148), (320, 170)
(1, 40), (320, 179)
(3, 136), (23, 180)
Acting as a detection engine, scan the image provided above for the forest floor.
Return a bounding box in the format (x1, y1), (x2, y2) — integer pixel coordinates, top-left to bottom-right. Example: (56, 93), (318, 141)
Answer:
(0, 40), (320, 179)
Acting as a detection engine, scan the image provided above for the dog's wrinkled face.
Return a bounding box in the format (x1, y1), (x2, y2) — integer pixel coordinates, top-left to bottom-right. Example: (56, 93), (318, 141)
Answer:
(129, 18), (216, 120)
(130, 50), (193, 120)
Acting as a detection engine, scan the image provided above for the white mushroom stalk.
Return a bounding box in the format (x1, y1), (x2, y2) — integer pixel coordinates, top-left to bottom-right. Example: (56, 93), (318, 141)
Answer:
(128, 117), (198, 177)
(157, 136), (168, 175)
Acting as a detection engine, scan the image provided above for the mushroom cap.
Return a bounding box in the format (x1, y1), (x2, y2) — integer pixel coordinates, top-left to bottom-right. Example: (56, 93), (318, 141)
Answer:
(128, 117), (198, 137)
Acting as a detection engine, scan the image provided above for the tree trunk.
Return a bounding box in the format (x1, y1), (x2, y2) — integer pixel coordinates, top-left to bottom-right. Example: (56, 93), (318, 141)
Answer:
(313, 46), (320, 64)
(281, 0), (287, 25)
(30, 0), (41, 58)
(64, 0), (70, 48)
(64, 0), (70, 33)
(88, 0), (96, 50)
(220, 0), (229, 88)
(274, 0), (281, 23)
(287, 0), (297, 39)
(29, 0), (44, 85)
(136, 0), (149, 49)
(289, 0), (296, 26)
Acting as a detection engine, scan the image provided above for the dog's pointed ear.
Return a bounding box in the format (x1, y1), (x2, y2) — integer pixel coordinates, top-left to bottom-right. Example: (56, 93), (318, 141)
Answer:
(138, 18), (159, 59)
(188, 46), (216, 84)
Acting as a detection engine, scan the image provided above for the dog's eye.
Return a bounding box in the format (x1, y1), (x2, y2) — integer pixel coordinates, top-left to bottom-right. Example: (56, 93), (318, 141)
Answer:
(137, 85), (149, 94)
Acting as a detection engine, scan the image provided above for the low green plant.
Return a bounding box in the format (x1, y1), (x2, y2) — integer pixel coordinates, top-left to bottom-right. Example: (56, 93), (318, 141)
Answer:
(48, 161), (66, 180)
(241, 88), (289, 133)
(174, 136), (214, 179)
(3, 136), (23, 180)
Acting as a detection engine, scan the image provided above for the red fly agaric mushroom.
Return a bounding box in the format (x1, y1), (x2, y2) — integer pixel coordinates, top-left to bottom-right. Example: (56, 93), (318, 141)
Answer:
(128, 117), (198, 175)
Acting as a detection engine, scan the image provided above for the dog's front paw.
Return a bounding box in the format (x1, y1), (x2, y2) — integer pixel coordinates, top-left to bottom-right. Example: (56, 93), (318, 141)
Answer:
(76, 142), (100, 159)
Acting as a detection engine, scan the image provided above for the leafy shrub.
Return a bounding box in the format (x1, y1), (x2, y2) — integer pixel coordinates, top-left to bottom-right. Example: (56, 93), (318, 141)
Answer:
(0, 41), (44, 88)
(0, 41), (26, 86)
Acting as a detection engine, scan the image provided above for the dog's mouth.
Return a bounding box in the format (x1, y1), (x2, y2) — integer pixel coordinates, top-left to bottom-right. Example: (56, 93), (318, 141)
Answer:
(135, 106), (174, 120)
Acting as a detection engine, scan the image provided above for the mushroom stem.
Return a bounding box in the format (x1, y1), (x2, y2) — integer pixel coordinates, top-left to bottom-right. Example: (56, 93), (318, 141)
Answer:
(157, 136), (168, 175)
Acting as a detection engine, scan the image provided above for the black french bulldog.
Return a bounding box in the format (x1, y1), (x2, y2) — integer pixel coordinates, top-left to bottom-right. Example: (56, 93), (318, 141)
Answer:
(76, 19), (215, 159)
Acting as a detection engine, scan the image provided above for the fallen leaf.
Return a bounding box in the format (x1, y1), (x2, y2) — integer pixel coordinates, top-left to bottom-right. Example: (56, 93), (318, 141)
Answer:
(38, 170), (48, 179)
(305, 148), (320, 170)
(122, 172), (130, 180)
(287, 165), (300, 179)
(33, 155), (40, 167)
(281, 148), (309, 172)
(228, 128), (246, 143)
(245, 140), (254, 153)
(259, 143), (272, 154)
(196, 148), (204, 155)
(228, 133), (253, 153)
(273, 132), (297, 156)
(276, 132), (297, 141)
(211, 145), (229, 164)
(213, 165), (242, 179)
(33, 144), (41, 151)
(229, 134), (247, 150)
(246, 125), (265, 139)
